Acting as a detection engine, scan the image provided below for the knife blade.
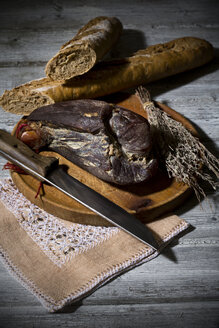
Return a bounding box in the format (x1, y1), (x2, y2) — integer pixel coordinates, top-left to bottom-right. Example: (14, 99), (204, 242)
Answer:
(0, 129), (158, 250)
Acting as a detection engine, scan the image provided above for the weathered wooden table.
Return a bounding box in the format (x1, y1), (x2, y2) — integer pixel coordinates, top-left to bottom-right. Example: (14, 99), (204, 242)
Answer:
(0, 1), (218, 327)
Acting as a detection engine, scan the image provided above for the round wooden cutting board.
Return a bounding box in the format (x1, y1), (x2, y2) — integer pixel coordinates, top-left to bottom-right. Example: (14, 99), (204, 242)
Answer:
(11, 93), (198, 226)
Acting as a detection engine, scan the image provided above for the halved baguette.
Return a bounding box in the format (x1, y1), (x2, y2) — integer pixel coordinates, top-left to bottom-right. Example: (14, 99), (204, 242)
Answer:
(45, 16), (123, 81)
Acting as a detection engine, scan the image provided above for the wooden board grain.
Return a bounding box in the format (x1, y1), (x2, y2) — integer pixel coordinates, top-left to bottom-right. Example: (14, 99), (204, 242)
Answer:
(11, 93), (197, 226)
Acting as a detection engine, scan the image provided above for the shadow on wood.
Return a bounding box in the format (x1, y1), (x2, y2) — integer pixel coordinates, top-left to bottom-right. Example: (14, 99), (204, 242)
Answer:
(146, 48), (219, 99)
(108, 28), (147, 58)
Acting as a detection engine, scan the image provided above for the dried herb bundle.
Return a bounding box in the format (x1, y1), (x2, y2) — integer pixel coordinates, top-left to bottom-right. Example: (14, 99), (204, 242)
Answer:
(136, 86), (219, 199)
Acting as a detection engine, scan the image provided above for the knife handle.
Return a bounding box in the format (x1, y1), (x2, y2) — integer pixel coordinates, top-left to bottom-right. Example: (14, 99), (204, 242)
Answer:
(0, 129), (58, 180)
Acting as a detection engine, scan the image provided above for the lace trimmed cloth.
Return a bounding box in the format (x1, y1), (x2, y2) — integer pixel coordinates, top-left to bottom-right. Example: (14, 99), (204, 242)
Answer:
(0, 178), (119, 267)
(0, 178), (189, 311)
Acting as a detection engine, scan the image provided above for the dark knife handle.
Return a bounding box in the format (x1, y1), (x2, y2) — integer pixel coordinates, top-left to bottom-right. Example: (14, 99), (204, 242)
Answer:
(0, 129), (58, 180)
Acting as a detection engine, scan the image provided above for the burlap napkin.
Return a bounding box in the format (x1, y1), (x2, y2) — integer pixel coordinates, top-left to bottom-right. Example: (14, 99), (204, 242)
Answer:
(0, 179), (189, 312)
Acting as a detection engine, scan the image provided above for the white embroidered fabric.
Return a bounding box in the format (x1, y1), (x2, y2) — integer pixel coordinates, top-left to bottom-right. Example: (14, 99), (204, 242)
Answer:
(0, 179), (119, 267)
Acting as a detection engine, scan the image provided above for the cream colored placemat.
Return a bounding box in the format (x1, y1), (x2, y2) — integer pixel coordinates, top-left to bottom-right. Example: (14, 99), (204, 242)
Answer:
(0, 179), (189, 312)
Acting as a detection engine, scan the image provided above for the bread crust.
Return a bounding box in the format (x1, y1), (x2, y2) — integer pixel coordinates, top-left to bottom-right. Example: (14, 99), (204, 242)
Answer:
(45, 16), (123, 81)
(0, 37), (214, 115)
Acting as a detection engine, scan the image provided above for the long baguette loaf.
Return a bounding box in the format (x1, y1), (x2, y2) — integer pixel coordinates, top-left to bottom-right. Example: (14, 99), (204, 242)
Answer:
(45, 16), (123, 80)
(0, 37), (213, 115)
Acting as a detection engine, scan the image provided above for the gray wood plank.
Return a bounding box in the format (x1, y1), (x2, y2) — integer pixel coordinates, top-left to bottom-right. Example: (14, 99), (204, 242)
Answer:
(1, 0), (218, 28)
(0, 302), (218, 328)
(0, 28), (218, 64)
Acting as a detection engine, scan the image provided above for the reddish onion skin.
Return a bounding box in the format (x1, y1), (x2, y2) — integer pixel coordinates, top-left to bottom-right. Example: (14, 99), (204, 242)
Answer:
(19, 130), (40, 148)
(16, 121), (46, 150)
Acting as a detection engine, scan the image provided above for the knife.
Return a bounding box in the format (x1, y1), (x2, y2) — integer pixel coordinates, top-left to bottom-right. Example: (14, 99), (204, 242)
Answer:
(0, 129), (158, 250)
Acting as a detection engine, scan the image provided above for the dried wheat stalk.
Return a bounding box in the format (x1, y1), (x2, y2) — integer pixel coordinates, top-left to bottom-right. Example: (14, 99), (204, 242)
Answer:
(136, 86), (219, 199)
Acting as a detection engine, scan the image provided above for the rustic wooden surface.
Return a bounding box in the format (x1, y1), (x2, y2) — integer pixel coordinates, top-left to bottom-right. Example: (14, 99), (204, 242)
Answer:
(0, 0), (218, 327)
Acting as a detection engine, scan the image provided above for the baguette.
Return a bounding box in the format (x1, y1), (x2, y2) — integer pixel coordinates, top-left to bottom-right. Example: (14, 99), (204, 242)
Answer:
(0, 37), (214, 115)
(45, 16), (123, 80)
